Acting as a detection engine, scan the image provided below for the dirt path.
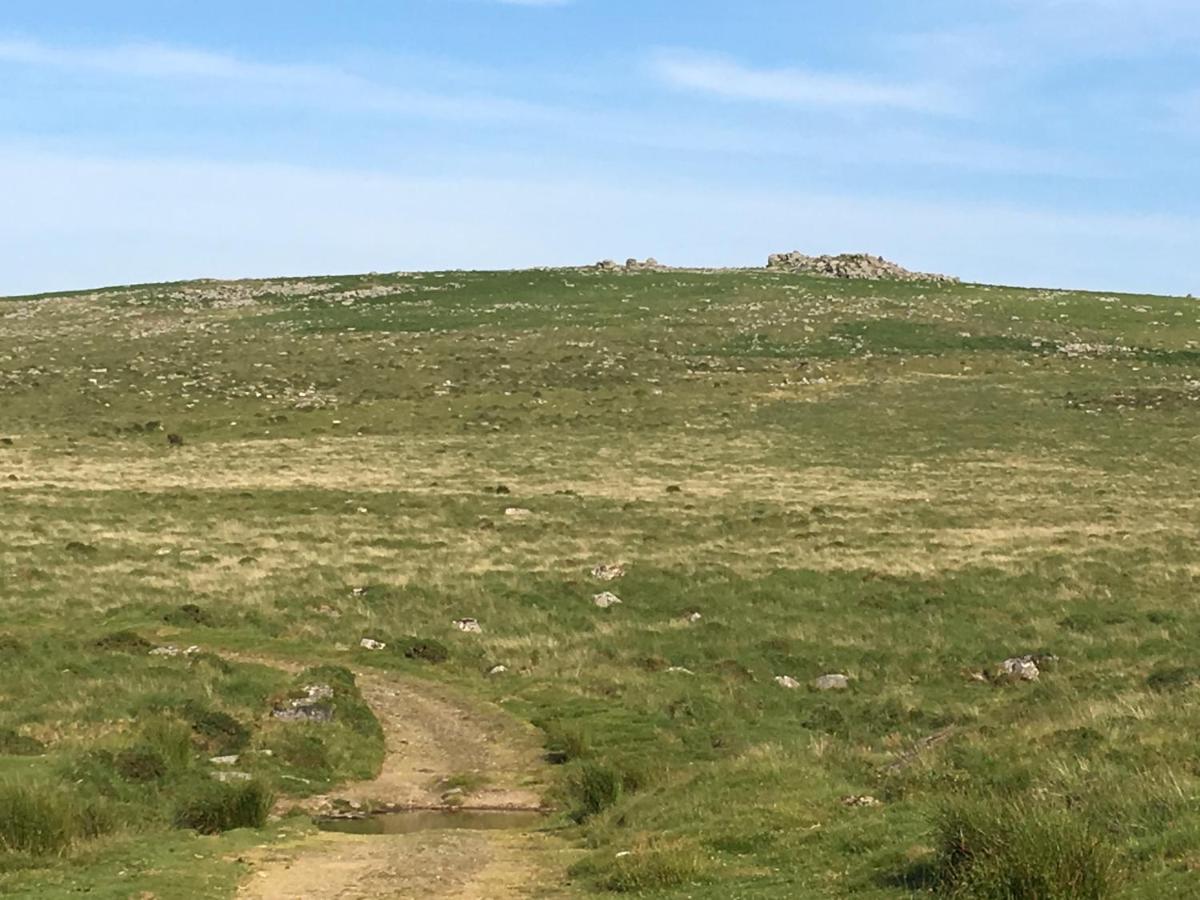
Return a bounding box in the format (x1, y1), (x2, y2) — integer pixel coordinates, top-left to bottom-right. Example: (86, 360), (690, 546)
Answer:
(233, 661), (560, 899)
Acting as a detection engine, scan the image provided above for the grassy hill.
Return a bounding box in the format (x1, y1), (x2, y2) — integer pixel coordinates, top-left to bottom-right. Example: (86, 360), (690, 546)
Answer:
(2, 266), (1199, 897)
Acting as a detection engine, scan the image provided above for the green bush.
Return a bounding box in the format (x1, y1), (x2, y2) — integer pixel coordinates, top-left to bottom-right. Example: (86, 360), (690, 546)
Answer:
(172, 779), (273, 834)
(536, 719), (590, 764)
(182, 702), (251, 753)
(0, 783), (110, 857)
(934, 795), (1125, 899)
(114, 745), (168, 782)
(0, 728), (45, 756)
(91, 630), (152, 653)
(569, 762), (622, 822)
(394, 636), (449, 664)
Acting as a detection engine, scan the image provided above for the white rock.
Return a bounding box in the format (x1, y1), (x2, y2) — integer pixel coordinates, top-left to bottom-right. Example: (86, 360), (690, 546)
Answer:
(775, 675), (801, 689)
(591, 563), (625, 581)
(487, 664), (508, 676)
(210, 755), (240, 766)
(1000, 657), (1040, 681)
(593, 591), (622, 609)
(686, 612), (702, 623)
(360, 638), (387, 651)
(454, 618), (483, 634)
(504, 507), (533, 519)
(814, 674), (851, 691)
(666, 666), (694, 675)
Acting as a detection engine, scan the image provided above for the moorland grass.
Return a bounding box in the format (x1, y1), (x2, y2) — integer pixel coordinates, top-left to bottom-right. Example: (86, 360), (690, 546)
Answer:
(2, 267), (1200, 895)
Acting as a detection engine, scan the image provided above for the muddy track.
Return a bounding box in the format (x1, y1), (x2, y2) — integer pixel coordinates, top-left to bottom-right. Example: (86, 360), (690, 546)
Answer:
(231, 657), (560, 899)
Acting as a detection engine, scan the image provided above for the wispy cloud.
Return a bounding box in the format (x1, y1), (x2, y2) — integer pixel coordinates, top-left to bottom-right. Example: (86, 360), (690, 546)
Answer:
(651, 50), (962, 115)
(0, 38), (553, 122)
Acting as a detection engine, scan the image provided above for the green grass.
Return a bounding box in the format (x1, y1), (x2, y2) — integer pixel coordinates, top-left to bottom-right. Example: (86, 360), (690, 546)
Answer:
(2, 267), (1200, 895)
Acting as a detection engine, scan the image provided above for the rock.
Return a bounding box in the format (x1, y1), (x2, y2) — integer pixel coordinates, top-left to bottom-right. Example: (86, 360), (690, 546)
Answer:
(591, 563), (625, 581)
(594, 259), (621, 271)
(487, 664), (508, 676)
(774, 675), (801, 689)
(351, 586), (368, 597)
(360, 638), (387, 651)
(504, 507), (533, 519)
(840, 794), (882, 808)
(814, 673), (851, 691)
(593, 591), (622, 609)
(209, 755), (240, 766)
(685, 611), (703, 623)
(211, 770), (253, 782)
(999, 655), (1043, 682)
(149, 644), (200, 658)
(167, 433), (184, 446)
(273, 683), (335, 723)
(454, 618), (483, 634)
(666, 666), (695, 675)
(766, 251), (958, 284)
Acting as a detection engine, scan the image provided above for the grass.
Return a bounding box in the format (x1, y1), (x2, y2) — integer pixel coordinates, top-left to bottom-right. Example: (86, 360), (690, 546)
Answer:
(1, 266), (1200, 895)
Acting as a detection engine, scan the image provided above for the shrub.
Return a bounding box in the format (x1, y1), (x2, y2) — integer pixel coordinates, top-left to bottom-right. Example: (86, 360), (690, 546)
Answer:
(163, 603), (214, 627)
(395, 636), (449, 664)
(934, 795), (1125, 898)
(92, 630), (152, 653)
(0, 783), (111, 857)
(0, 728), (45, 757)
(114, 745), (168, 783)
(1145, 666), (1198, 693)
(182, 702), (251, 754)
(569, 762), (622, 822)
(536, 719), (591, 764)
(172, 779), (273, 834)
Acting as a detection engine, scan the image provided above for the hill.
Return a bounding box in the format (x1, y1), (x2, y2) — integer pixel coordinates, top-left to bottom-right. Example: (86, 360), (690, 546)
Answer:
(1, 266), (1199, 897)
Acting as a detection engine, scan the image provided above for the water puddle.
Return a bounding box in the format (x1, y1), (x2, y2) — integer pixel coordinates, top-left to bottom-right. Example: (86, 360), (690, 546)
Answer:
(315, 809), (547, 836)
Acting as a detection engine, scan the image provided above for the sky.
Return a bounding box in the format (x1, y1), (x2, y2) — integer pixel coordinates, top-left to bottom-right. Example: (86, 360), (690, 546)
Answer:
(1, 0), (1198, 296)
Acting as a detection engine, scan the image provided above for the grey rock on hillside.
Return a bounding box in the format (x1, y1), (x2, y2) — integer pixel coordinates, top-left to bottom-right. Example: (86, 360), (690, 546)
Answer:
(767, 251), (958, 284)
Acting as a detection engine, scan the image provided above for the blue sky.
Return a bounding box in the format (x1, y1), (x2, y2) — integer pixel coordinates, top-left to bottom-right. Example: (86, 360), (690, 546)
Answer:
(1, 0), (1198, 295)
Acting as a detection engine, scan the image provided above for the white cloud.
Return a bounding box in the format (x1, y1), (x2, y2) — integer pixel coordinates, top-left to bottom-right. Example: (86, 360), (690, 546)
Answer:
(651, 50), (961, 115)
(0, 38), (554, 123)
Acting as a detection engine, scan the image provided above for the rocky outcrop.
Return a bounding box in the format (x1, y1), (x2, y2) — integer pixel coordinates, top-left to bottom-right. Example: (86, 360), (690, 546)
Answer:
(767, 251), (958, 284)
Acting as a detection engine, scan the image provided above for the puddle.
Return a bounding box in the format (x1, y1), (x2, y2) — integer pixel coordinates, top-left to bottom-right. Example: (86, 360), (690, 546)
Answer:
(315, 809), (546, 836)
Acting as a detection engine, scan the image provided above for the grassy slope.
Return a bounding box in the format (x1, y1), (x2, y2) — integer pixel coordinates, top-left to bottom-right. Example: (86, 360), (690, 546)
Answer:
(1, 268), (1199, 897)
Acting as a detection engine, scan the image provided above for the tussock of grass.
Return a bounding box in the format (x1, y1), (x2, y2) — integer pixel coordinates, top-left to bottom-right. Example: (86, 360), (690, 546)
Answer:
(0, 783), (111, 858)
(172, 779), (273, 834)
(933, 795), (1125, 899)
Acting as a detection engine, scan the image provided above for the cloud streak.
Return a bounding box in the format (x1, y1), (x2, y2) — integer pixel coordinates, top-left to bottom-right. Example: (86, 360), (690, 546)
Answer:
(0, 38), (554, 123)
(651, 50), (962, 115)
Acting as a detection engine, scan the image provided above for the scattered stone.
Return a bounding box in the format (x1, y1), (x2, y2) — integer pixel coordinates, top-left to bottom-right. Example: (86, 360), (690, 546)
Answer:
(359, 638), (387, 651)
(273, 684), (335, 723)
(814, 674), (851, 691)
(593, 591), (622, 609)
(841, 795), (882, 808)
(998, 655), (1041, 682)
(504, 507), (533, 519)
(591, 563), (625, 581)
(766, 251), (958, 284)
(149, 644), (201, 658)
(209, 755), (240, 766)
(211, 770), (253, 783)
(665, 666), (695, 676)
(774, 675), (801, 690)
(454, 618), (483, 634)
